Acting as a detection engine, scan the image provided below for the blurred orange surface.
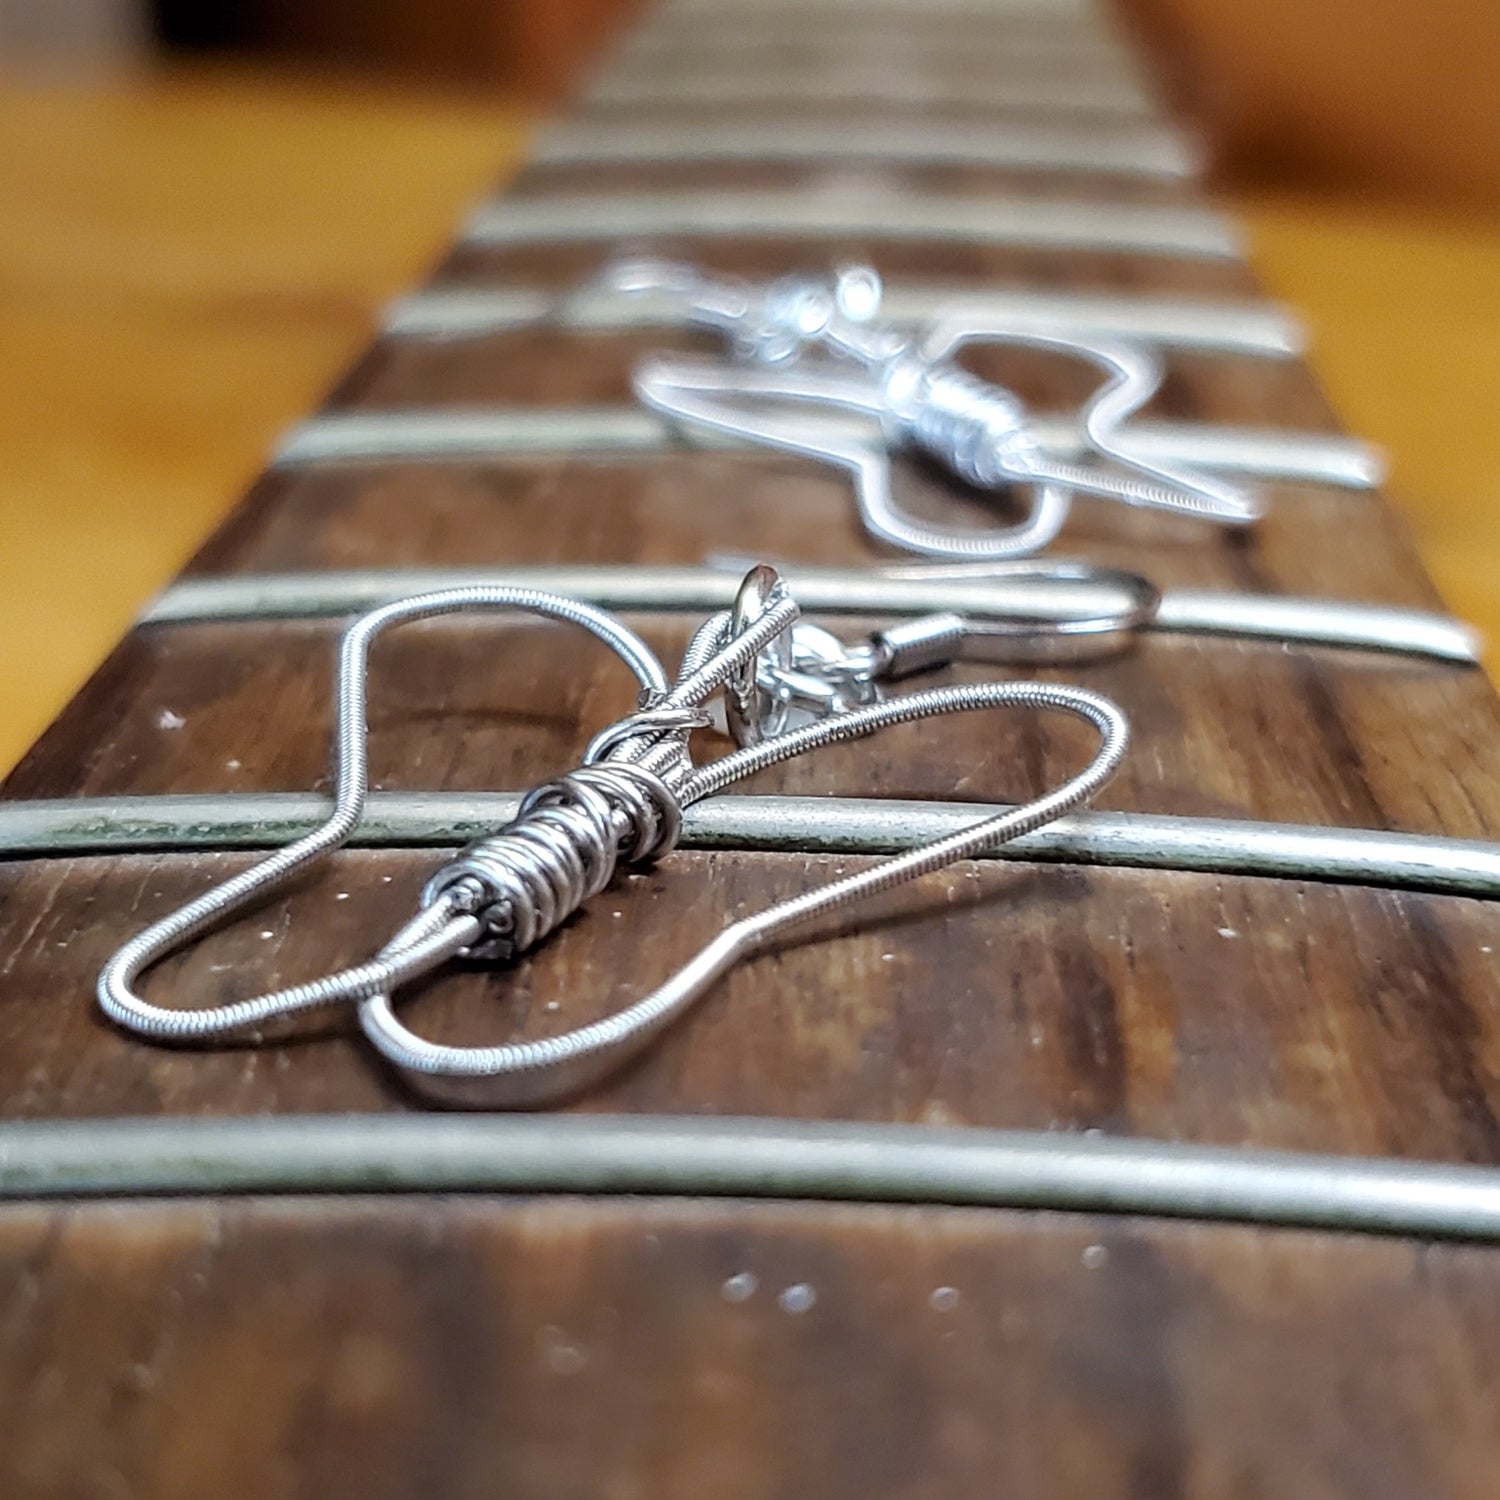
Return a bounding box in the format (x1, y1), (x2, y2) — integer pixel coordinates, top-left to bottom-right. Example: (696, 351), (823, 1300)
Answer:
(0, 67), (524, 774)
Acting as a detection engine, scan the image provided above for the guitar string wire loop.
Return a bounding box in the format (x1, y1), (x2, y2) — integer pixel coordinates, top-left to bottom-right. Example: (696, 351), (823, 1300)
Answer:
(98, 567), (1128, 1104)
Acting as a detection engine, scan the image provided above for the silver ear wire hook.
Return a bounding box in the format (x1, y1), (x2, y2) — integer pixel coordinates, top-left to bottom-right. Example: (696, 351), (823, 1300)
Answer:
(98, 567), (1128, 1106)
(622, 261), (1264, 559)
(596, 253), (843, 363)
(721, 560), (1160, 742)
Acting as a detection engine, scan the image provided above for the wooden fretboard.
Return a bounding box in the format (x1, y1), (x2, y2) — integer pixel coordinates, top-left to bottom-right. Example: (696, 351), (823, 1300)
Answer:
(3, 0), (1499, 1492)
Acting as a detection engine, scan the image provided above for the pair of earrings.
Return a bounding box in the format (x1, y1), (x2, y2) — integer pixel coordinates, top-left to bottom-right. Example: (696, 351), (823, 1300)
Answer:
(605, 256), (1263, 559)
(99, 566), (1128, 1105)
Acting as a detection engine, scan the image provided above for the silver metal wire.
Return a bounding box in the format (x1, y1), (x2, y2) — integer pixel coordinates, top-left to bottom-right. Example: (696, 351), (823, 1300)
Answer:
(638, 355), (1077, 558)
(919, 319), (1261, 526)
(624, 261), (1265, 558)
(97, 572), (1127, 1104)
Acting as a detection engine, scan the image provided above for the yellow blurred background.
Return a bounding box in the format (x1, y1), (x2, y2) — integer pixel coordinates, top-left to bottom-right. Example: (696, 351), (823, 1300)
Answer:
(0, 0), (1497, 775)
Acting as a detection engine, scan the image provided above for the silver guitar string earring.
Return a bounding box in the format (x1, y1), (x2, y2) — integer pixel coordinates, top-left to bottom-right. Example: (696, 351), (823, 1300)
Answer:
(98, 565), (1128, 1106)
(603, 257), (1264, 560)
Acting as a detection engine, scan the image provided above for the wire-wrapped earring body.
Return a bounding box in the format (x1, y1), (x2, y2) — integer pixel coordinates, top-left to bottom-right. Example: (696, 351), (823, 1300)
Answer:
(610, 258), (1263, 559)
(98, 567), (1128, 1104)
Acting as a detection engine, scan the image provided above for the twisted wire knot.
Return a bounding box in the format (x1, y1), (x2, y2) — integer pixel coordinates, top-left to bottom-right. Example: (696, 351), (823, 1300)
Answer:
(423, 760), (684, 960)
(418, 670), (734, 961)
(881, 357), (1040, 490)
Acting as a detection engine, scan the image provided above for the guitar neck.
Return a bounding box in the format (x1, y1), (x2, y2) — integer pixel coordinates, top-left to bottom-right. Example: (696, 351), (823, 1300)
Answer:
(2, 0), (1499, 1492)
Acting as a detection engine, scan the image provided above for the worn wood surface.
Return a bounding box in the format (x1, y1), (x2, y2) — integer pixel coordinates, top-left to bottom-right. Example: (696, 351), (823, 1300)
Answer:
(437, 235), (1258, 297)
(1, 0), (1497, 1162)
(4, 1), (1500, 1493)
(329, 325), (1327, 425)
(5, 1197), (1500, 1500)
(4, 851), (1500, 1157)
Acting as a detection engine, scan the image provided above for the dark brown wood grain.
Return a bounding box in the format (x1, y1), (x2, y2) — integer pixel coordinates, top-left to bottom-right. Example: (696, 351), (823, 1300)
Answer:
(433, 237), (1260, 297)
(192, 456), (1415, 603)
(3, 851), (1500, 1158)
(3, 1197), (1500, 1500)
(11, 604), (1500, 837)
(5, 1), (1500, 1491)
(325, 326), (1333, 428)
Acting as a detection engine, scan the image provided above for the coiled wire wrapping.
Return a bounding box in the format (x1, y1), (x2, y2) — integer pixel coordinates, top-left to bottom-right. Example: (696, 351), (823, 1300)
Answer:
(98, 580), (1128, 1104)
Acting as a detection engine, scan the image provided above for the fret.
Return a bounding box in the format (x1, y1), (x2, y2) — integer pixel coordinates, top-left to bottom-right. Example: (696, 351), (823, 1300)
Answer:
(596, 26), (1146, 71)
(610, 39), (1135, 70)
(656, 0), (1101, 19)
(619, 39), (1125, 68)
(610, 32), (1141, 61)
(142, 566), (1476, 664)
(460, 192), (1241, 258)
(7, 1115), (1500, 1244)
(619, 13), (1128, 43)
(7, 791), (1498, 902)
(587, 68), (1154, 115)
(381, 285), (1304, 357)
(24, 578), (1494, 849)
(530, 121), (1192, 177)
(438, 237), (1259, 299)
(270, 408), (1385, 490)
(506, 163), (1201, 210)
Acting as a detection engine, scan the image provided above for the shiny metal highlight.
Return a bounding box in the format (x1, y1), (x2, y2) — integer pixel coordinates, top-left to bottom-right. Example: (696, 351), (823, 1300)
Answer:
(533, 120), (1187, 174)
(8, 792), (1500, 901)
(2, 1114), (1500, 1244)
(141, 564), (1480, 665)
(657, 0), (1101, 17)
(584, 72), (1152, 113)
(96, 572), (1126, 1098)
(616, 29), (1126, 66)
(460, 191), (1241, 258)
